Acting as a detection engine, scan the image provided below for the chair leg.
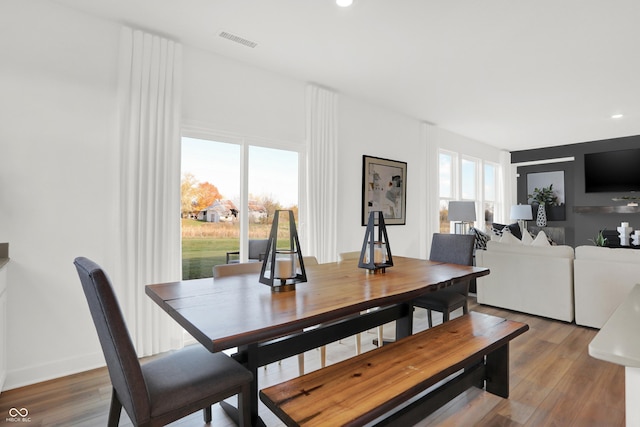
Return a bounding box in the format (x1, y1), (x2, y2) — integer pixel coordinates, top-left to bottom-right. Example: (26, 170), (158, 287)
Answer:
(427, 309), (433, 328)
(320, 345), (327, 368)
(238, 383), (252, 427)
(298, 353), (305, 375)
(463, 300), (469, 314)
(107, 389), (122, 427)
(355, 334), (362, 355)
(203, 406), (212, 423)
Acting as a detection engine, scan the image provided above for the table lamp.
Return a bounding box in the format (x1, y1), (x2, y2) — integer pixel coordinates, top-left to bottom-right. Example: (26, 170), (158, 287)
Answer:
(510, 204), (533, 233)
(448, 201), (476, 234)
(259, 210), (307, 292)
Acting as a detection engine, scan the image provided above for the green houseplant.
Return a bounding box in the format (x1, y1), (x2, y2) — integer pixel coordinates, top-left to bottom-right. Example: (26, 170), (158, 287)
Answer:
(528, 185), (558, 227)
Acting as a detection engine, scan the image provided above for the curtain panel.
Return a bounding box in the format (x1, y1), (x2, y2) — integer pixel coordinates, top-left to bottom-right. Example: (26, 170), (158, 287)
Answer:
(305, 85), (338, 263)
(116, 27), (183, 356)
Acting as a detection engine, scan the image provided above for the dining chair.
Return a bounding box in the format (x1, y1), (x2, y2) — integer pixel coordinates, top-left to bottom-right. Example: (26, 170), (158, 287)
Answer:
(413, 233), (476, 328)
(74, 257), (252, 427)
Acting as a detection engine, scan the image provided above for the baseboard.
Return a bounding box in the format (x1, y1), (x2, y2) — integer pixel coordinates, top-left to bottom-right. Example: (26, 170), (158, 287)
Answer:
(3, 352), (105, 391)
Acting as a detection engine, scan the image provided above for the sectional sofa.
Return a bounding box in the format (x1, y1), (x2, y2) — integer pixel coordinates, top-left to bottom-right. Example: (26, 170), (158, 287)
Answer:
(475, 235), (640, 328)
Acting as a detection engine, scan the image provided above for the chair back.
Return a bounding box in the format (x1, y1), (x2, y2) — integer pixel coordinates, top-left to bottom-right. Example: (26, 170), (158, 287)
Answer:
(213, 262), (262, 278)
(248, 239), (269, 261)
(429, 234), (475, 296)
(74, 257), (150, 423)
(303, 256), (319, 265)
(338, 251), (360, 262)
(214, 257), (317, 279)
(429, 233), (475, 266)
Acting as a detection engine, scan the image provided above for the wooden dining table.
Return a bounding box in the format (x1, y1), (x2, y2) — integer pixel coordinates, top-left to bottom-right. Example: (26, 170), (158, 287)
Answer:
(145, 256), (489, 426)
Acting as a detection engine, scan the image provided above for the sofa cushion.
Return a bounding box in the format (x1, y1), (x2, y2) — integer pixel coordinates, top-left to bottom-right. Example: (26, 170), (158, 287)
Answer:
(521, 229), (534, 245)
(485, 240), (574, 259)
(576, 245), (640, 263)
(499, 230), (521, 245)
(531, 230), (551, 247)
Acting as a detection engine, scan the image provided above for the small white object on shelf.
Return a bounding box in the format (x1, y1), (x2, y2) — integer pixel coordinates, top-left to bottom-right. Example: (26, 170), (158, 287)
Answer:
(618, 223), (633, 246)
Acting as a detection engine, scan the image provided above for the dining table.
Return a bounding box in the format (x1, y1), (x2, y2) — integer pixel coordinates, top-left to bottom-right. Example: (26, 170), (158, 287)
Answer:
(145, 256), (489, 426)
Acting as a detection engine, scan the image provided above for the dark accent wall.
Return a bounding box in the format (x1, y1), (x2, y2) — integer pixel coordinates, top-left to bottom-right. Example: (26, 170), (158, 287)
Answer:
(512, 135), (640, 247)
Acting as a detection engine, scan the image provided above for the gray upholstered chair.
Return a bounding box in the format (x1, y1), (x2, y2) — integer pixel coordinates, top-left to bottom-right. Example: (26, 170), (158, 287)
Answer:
(74, 257), (252, 427)
(226, 238), (269, 263)
(413, 233), (475, 328)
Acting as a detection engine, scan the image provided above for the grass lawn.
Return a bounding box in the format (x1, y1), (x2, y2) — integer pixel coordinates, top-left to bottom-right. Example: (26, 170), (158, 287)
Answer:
(182, 237), (238, 279)
(181, 218), (294, 280)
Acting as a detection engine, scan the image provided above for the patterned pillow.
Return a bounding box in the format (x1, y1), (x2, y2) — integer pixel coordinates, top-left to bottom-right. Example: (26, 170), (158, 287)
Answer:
(491, 222), (522, 240)
(469, 227), (490, 250)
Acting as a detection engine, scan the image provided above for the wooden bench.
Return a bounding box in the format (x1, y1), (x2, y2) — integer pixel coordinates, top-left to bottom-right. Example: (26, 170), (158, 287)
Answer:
(259, 311), (528, 427)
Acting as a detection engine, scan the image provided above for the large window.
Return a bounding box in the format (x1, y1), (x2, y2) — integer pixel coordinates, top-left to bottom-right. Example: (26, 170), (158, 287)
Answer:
(439, 150), (498, 233)
(181, 136), (300, 279)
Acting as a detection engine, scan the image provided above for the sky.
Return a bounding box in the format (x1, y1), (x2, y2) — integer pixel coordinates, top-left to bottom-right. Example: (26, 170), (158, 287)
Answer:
(181, 137), (299, 207)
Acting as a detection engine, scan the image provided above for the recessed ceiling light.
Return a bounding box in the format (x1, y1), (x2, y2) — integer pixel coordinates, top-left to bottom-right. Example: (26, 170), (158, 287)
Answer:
(336, 0), (353, 7)
(611, 114), (624, 119)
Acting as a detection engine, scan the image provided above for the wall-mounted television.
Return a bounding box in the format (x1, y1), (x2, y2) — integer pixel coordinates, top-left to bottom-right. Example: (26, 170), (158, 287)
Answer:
(584, 148), (640, 193)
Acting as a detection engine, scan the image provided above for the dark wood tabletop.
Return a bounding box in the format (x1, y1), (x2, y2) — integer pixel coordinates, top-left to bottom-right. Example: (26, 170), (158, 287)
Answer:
(145, 256), (489, 353)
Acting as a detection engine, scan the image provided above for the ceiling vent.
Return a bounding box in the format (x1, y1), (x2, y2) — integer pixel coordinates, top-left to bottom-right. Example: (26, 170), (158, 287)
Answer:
(219, 31), (258, 48)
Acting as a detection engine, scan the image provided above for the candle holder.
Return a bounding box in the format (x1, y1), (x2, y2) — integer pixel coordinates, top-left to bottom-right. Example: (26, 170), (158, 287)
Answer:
(358, 211), (393, 274)
(259, 210), (307, 292)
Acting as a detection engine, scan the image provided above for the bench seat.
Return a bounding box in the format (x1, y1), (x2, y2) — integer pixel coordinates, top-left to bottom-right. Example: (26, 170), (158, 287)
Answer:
(260, 311), (528, 427)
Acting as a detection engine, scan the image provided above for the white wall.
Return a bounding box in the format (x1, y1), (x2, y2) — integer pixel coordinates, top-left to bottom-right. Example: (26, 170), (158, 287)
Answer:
(0, 1), (121, 388)
(0, 0), (504, 390)
(337, 97), (427, 258)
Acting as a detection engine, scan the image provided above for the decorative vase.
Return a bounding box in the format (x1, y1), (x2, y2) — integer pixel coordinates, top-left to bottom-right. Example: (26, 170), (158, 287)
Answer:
(536, 204), (547, 227)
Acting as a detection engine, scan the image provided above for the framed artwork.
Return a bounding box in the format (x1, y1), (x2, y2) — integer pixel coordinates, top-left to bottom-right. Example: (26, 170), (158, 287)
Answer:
(362, 155), (407, 225)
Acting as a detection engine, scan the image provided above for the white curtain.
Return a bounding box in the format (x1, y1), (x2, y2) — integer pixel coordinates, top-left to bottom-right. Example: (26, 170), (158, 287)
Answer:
(305, 85), (338, 263)
(116, 27), (183, 356)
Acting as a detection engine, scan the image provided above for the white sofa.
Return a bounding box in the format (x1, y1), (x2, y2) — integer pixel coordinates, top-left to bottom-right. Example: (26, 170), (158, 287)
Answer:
(475, 240), (575, 322)
(574, 246), (640, 328)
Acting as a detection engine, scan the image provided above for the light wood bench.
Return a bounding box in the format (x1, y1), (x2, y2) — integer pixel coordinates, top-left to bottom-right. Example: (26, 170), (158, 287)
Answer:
(259, 311), (528, 427)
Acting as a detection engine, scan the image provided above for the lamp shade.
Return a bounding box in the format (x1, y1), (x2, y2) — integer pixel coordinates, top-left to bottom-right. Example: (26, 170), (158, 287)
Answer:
(448, 201), (476, 222)
(510, 205), (533, 220)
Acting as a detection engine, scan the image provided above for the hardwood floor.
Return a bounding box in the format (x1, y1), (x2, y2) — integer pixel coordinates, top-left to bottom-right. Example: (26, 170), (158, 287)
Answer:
(0, 297), (624, 426)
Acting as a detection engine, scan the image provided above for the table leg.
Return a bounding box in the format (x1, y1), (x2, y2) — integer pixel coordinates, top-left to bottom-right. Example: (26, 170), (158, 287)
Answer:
(395, 302), (413, 340)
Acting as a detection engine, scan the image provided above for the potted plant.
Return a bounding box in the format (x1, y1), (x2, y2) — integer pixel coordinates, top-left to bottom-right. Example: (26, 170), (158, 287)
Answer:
(528, 185), (558, 227)
(589, 229), (608, 247)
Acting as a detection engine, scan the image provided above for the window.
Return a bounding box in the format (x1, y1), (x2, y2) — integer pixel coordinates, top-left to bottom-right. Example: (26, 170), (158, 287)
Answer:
(483, 162), (498, 230)
(439, 150), (498, 233)
(181, 136), (300, 280)
(438, 151), (456, 233)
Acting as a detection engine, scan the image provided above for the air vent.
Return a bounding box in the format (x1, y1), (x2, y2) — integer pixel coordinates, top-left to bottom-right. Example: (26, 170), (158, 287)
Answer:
(219, 31), (258, 48)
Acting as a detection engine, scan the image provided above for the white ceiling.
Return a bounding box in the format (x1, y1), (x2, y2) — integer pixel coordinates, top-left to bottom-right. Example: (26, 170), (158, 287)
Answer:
(52, 0), (640, 152)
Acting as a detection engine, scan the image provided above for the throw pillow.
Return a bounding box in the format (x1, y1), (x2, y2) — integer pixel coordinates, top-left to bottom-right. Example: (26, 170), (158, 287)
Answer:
(521, 228), (534, 245)
(491, 222), (522, 240)
(469, 227), (490, 250)
(531, 230), (551, 247)
(499, 230), (521, 245)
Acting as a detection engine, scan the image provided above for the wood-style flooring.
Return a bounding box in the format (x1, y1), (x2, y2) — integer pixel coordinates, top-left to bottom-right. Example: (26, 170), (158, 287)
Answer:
(0, 297), (624, 426)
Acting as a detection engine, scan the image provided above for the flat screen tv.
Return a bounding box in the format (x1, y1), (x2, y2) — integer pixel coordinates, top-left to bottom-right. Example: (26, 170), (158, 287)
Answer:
(584, 148), (640, 193)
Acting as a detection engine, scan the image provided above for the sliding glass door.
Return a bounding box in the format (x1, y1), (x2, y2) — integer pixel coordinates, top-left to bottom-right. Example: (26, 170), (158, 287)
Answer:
(181, 136), (299, 279)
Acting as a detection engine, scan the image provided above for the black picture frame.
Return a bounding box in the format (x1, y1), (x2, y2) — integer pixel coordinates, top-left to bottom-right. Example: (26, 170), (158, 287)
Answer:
(362, 155), (407, 226)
